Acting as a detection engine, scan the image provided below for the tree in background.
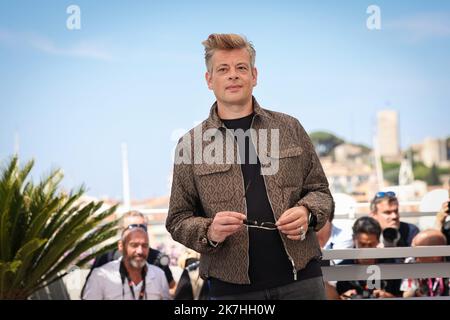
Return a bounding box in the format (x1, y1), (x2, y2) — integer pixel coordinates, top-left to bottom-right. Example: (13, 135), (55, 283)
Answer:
(310, 131), (345, 157)
(0, 156), (118, 299)
(426, 164), (441, 186)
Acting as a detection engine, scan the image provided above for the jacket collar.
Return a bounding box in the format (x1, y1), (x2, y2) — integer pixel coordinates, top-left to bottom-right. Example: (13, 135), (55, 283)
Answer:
(206, 96), (270, 129)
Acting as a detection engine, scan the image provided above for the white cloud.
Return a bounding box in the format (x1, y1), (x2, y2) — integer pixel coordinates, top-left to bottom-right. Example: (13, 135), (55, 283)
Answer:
(0, 28), (114, 61)
(386, 12), (450, 42)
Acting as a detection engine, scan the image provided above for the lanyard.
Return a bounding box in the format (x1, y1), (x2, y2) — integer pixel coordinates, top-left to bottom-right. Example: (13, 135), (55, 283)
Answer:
(120, 260), (147, 300)
(427, 278), (445, 297)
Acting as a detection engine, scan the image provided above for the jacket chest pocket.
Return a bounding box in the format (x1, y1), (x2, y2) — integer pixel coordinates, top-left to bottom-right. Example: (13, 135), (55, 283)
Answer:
(193, 164), (235, 204)
(273, 146), (305, 188)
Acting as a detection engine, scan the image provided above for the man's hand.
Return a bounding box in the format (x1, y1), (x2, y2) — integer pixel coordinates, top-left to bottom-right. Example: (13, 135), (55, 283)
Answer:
(276, 206), (309, 241)
(435, 200), (449, 230)
(437, 201), (449, 223)
(373, 289), (394, 298)
(340, 289), (357, 300)
(207, 211), (246, 243)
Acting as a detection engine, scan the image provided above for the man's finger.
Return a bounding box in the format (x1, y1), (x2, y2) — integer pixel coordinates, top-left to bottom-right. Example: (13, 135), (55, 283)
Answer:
(281, 227), (305, 236)
(277, 208), (307, 226)
(217, 211), (246, 220)
(276, 210), (299, 225)
(277, 219), (304, 232)
(216, 224), (243, 233)
(216, 216), (245, 225)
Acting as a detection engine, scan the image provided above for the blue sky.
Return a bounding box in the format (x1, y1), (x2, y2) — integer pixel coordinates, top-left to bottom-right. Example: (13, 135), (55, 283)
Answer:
(1, 0), (449, 200)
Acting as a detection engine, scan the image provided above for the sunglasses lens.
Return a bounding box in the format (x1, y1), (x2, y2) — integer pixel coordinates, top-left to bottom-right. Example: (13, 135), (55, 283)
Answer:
(376, 191), (395, 199)
(261, 222), (277, 229)
(244, 219), (257, 226)
(128, 224), (147, 231)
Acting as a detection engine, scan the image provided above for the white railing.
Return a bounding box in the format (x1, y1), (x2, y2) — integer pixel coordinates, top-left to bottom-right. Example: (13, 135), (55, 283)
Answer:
(322, 246), (450, 282)
(30, 246), (450, 300)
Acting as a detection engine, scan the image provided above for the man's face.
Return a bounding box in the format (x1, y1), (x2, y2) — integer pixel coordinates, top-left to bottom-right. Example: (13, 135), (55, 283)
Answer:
(371, 200), (400, 230)
(205, 48), (257, 108)
(412, 233), (445, 263)
(123, 230), (149, 269)
(355, 232), (379, 265)
(355, 232), (379, 249)
(416, 256), (443, 263)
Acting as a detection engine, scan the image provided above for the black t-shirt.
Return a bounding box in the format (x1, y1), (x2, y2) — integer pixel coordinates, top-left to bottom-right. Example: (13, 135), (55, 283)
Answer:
(398, 221), (420, 247)
(209, 113), (321, 297)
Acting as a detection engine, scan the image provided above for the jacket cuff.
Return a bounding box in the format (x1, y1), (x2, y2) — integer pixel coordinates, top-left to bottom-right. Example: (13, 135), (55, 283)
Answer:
(296, 200), (326, 232)
(199, 221), (223, 251)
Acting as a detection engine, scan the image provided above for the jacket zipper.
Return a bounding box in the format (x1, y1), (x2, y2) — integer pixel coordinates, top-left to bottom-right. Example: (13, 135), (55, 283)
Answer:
(249, 116), (298, 281)
(261, 174), (298, 281)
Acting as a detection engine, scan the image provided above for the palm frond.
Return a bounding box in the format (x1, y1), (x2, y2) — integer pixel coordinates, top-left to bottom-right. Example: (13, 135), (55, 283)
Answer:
(0, 156), (119, 299)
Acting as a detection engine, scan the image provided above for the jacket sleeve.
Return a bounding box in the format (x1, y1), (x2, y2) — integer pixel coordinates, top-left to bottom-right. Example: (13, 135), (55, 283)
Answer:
(165, 149), (220, 254)
(293, 119), (334, 231)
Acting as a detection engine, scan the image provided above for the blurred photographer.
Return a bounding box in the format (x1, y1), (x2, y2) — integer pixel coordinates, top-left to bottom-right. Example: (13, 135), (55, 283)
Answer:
(174, 249), (209, 300)
(316, 210), (353, 300)
(369, 191), (419, 248)
(336, 217), (402, 299)
(434, 200), (450, 246)
(81, 211), (175, 298)
(83, 226), (170, 300)
(401, 229), (449, 297)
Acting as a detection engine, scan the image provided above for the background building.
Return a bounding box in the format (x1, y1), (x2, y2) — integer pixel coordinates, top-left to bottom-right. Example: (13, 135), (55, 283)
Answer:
(377, 110), (400, 160)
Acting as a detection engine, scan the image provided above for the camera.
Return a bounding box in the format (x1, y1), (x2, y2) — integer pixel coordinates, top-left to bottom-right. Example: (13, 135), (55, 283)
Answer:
(442, 220), (450, 246)
(349, 290), (375, 299)
(347, 281), (376, 299)
(154, 252), (170, 267)
(382, 227), (400, 247)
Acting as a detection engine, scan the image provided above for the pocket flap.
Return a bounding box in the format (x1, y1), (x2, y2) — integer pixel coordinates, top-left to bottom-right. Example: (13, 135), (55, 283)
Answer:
(193, 163), (232, 176)
(267, 146), (303, 159)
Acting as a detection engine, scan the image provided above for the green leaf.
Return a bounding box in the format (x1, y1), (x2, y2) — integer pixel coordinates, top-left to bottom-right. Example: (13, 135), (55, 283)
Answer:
(10, 238), (48, 290)
(0, 156), (119, 299)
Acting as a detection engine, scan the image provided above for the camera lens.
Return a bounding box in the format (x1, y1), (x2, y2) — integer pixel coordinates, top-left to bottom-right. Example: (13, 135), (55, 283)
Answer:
(383, 228), (398, 242)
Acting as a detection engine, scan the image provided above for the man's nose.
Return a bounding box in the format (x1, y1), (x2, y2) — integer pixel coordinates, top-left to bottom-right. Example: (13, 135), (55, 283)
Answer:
(228, 70), (239, 80)
(390, 211), (399, 218)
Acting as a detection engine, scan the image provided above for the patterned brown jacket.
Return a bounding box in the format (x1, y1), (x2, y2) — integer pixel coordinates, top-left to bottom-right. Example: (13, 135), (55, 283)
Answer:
(166, 97), (334, 284)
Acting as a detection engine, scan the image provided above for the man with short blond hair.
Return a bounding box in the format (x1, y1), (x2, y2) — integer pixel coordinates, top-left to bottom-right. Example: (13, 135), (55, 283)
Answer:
(166, 33), (334, 299)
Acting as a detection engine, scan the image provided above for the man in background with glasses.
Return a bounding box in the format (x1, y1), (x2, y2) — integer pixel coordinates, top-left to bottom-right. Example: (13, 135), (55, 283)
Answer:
(83, 226), (171, 300)
(82, 211), (176, 297)
(369, 191), (419, 247)
(166, 34), (334, 299)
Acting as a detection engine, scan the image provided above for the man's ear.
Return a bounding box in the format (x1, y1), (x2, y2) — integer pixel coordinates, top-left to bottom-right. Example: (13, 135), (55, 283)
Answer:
(252, 67), (258, 87)
(118, 240), (123, 253)
(205, 71), (213, 90)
